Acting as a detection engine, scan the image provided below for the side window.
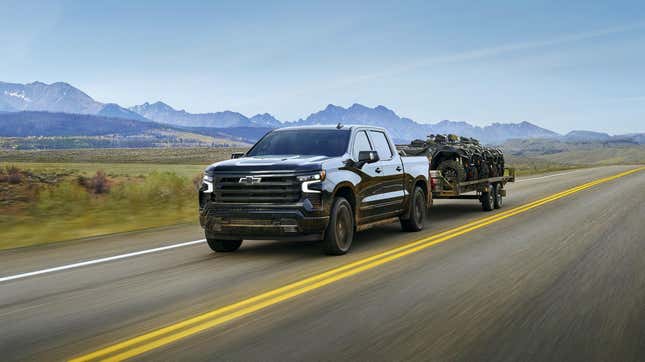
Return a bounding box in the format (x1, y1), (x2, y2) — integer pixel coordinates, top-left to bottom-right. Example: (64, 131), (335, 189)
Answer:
(369, 131), (393, 159)
(353, 131), (372, 158)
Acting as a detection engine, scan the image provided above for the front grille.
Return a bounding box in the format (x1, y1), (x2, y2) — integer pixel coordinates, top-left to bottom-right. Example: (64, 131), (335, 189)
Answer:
(212, 173), (301, 204)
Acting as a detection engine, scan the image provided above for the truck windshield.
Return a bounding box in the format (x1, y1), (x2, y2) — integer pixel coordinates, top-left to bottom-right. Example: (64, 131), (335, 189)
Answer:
(247, 129), (351, 157)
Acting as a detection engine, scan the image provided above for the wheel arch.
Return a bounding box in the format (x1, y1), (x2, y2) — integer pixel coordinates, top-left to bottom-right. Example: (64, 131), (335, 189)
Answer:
(332, 183), (357, 222)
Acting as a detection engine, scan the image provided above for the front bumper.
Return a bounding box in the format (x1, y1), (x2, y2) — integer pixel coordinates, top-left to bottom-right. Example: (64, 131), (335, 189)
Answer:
(200, 204), (329, 240)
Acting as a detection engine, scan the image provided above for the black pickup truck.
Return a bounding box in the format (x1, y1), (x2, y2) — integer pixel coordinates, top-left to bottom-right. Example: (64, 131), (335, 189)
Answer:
(199, 125), (431, 255)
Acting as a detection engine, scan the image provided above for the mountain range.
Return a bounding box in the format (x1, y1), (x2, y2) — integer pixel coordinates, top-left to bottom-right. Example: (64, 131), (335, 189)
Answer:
(0, 81), (642, 146)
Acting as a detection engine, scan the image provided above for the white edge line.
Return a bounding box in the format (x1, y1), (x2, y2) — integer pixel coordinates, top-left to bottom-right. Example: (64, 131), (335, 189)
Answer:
(516, 170), (581, 182)
(0, 239), (206, 283)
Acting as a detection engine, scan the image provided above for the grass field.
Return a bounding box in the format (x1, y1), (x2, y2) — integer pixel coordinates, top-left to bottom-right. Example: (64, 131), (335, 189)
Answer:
(0, 148), (250, 250)
(5, 162), (206, 178)
(0, 147), (248, 164)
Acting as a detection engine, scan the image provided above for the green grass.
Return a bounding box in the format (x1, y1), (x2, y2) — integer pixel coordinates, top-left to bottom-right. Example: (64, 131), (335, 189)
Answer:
(0, 147), (248, 164)
(3, 162), (205, 178)
(0, 169), (201, 250)
(505, 156), (583, 176)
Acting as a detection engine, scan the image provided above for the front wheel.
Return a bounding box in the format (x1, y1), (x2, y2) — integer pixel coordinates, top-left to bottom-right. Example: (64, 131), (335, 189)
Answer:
(323, 197), (355, 255)
(401, 186), (426, 232)
(207, 238), (243, 252)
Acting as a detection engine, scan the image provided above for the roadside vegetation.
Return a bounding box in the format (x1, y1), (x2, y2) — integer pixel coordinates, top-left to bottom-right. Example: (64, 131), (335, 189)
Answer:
(0, 164), (206, 250)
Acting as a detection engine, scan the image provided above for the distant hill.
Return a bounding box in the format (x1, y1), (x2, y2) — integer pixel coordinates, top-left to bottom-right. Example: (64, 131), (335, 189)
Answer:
(0, 111), (250, 149)
(186, 126), (273, 143)
(0, 111), (158, 137)
(561, 130), (645, 144)
(130, 101), (280, 128)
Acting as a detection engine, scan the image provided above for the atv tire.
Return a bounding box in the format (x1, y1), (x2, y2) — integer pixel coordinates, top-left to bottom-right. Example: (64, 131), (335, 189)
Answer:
(438, 160), (466, 183)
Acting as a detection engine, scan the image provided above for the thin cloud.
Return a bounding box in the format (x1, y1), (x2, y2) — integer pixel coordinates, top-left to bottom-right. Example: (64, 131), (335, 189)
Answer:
(233, 22), (645, 114)
(330, 22), (645, 89)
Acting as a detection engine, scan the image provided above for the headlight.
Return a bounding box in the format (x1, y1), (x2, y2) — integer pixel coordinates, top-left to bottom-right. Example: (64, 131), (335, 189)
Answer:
(297, 171), (326, 182)
(202, 175), (214, 193)
(299, 171), (325, 193)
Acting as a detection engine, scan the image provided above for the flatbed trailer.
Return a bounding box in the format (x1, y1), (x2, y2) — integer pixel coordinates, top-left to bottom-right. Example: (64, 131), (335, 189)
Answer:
(429, 168), (516, 211)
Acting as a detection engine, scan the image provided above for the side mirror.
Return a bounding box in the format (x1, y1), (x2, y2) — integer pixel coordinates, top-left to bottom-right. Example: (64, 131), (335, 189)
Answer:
(231, 152), (245, 159)
(358, 150), (379, 166)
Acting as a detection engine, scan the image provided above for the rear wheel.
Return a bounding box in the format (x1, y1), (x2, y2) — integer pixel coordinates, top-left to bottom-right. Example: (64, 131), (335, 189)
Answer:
(481, 186), (494, 212)
(493, 183), (503, 209)
(207, 238), (243, 252)
(401, 186), (426, 232)
(323, 197), (355, 255)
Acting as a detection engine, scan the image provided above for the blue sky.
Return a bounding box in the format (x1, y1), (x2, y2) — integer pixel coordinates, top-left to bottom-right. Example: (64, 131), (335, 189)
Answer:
(2, 0), (644, 134)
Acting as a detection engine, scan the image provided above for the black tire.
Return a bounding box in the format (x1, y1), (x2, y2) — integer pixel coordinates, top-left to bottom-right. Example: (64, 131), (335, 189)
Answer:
(481, 187), (494, 212)
(438, 159), (466, 183)
(207, 238), (242, 252)
(401, 186), (426, 232)
(470, 167), (478, 181)
(323, 197), (355, 255)
(489, 163), (498, 177)
(479, 161), (490, 179)
(493, 183), (503, 209)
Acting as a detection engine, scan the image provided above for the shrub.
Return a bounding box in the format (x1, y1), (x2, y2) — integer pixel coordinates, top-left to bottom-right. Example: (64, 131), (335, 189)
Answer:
(6, 165), (22, 184)
(90, 170), (110, 194)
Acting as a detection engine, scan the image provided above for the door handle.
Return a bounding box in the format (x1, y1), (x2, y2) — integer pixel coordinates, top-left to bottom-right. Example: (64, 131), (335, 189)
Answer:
(396, 166), (402, 172)
(375, 167), (382, 173)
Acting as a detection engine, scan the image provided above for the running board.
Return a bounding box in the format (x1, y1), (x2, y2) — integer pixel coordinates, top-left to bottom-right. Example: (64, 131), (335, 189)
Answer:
(356, 217), (400, 232)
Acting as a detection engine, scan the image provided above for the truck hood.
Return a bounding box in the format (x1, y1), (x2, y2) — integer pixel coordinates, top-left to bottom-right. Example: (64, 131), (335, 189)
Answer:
(205, 155), (331, 174)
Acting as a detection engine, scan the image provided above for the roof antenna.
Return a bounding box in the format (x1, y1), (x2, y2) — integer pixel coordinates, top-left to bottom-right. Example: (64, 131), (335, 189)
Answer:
(336, 122), (343, 129)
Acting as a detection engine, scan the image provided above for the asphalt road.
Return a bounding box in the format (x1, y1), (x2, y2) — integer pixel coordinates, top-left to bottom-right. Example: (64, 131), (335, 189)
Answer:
(1, 165), (644, 361)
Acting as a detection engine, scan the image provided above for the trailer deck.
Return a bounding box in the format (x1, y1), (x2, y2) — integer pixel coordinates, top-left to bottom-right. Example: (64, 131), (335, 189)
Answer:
(430, 168), (515, 210)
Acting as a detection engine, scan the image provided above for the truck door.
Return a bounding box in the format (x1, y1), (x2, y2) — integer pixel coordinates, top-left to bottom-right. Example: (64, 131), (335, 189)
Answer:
(367, 130), (405, 217)
(354, 130), (405, 222)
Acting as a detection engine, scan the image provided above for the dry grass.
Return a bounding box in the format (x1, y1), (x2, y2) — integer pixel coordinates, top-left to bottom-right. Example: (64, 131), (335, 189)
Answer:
(0, 148), (245, 250)
(0, 166), (205, 250)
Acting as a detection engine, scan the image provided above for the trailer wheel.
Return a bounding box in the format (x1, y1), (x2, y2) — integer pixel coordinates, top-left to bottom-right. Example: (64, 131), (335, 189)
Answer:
(481, 187), (494, 212)
(323, 197), (355, 255)
(493, 183), (503, 209)
(401, 186), (426, 232)
(207, 238), (243, 252)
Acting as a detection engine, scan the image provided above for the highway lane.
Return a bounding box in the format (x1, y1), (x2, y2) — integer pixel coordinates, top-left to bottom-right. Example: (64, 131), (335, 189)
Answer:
(0, 165), (643, 361)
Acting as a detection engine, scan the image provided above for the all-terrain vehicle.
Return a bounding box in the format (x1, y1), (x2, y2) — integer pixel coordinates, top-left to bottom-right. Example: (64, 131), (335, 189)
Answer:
(397, 134), (505, 184)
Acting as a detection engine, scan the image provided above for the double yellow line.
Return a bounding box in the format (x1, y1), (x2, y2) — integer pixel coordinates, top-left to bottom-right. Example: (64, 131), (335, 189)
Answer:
(71, 167), (644, 362)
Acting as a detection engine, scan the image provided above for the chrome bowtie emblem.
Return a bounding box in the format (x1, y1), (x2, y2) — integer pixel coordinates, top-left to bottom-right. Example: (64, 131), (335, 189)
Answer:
(239, 176), (262, 184)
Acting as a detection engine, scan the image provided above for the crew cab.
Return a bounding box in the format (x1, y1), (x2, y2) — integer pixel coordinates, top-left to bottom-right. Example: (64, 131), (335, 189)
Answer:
(199, 125), (431, 255)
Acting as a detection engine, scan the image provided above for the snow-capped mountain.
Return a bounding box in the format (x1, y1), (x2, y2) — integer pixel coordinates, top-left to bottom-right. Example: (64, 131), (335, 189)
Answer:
(0, 81), (146, 121)
(130, 102), (281, 128)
